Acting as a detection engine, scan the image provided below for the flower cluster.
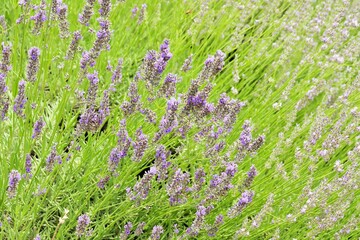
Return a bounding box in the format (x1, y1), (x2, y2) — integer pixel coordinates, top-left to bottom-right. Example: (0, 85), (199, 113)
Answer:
(7, 170), (21, 198)
(77, 71), (110, 133)
(26, 47), (40, 82)
(76, 214), (92, 237)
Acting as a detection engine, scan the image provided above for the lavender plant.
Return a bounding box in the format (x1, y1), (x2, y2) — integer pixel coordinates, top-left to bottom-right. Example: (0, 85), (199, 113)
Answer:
(1, 0), (360, 239)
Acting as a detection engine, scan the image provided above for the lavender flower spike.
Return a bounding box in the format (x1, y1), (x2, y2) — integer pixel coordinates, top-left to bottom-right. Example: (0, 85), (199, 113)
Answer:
(132, 128), (148, 162)
(57, 2), (70, 38)
(30, 1), (47, 35)
(240, 120), (252, 147)
(65, 31), (82, 60)
(242, 165), (257, 189)
(0, 15), (6, 32)
(7, 170), (21, 198)
(99, 0), (111, 18)
(32, 117), (45, 139)
(111, 58), (123, 84)
(26, 47), (40, 82)
(151, 225), (164, 240)
(13, 80), (27, 117)
(228, 190), (254, 218)
(45, 145), (61, 172)
(108, 147), (122, 172)
(181, 54), (193, 72)
(1, 42), (12, 74)
(25, 154), (32, 175)
(0, 73), (9, 120)
(138, 4), (147, 24)
(78, 0), (96, 26)
(76, 214), (91, 236)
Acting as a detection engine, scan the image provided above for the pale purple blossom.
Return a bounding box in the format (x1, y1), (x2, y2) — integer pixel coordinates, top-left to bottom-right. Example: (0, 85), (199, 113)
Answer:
(151, 225), (164, 240)
(26, 47), (40, 82)
(76, 214), (91, 236)
(7, 170), (21, 198)
(13, 80), (27, 117)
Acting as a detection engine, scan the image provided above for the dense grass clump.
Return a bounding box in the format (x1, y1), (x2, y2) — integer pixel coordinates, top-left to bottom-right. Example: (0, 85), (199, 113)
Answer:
(1, 0), (360, 239)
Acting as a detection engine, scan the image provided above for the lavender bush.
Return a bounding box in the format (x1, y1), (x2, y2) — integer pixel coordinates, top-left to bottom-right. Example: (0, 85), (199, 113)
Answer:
(0, 0), (360, 239)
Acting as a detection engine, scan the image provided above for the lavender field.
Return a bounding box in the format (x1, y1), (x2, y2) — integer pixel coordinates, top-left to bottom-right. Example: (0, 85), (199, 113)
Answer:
(1, 0), (360, 239)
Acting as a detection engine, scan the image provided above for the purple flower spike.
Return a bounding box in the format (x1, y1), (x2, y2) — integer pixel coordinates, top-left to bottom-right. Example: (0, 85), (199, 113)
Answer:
(7, 170), (21, 198)
(30, 1), (47, 35)
(108, 147), (122, 172)
(240, 120), (252, 147)
(151, 225), (164, 240)
(32, 117), (45, 139)
(25, 154), (32, 174)
(13, 80), (27, 117)
(228, 190), (254, 218)
(160, 73), (179, 99)
(29, 47), (40, 61)
(124, 222), (132, 235)
(76, 214), (91, 236)
(57, 2), (70, 38)
(66, 31), (82, 60)
(99, 0), (111, 18)
(78, 0), (96, 26)
(132, 128), (148, 162)
(241, 164), (257, 188)
(97, 176), (110, 189)
(131, 6), (138, 18)
(1, 42), (12, 74)
(26, 47), (40, 82)
(225, 162), (238, 177)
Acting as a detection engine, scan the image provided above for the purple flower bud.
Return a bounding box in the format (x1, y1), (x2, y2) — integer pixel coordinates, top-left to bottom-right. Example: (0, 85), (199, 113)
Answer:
(19, 0), (30, 7)
(56, 2), (70, 38)
(78, 0), (96, 26)
(228, 190), (254, 218)
(167, 97), (179, 111)
(173, 224), (179, 234)
(160, 73), (178, 98)
(111, 58), (123, 84)
(26, 47), (40, 82)
(181, 54), (193, 72)
(76, 214), (91, 236)
(0, 73), (9, 120)
(225, 162), (237, 177)
(131, 6), (138, 18)
(65, 31), (82, 60)
(30, 2), (47, 35)
(210, 174), (222, 188)
(242, 165), (257, 189)
(124, 222), (132, 235)
(134, 222), (146, 236)
(138, 4), (147, 24)
(25, 154), (32, 174)
(99, 0), (111, 18)
(46, 145), (61, 172)
(32, 117), (45, 139)
(13, 80), (27, 117)
(7, 170), (21, 198)
(80, 51), (95, 69)
(199, 50), (226, 81)
(108, 147), (122, 172)
(167, 169), (191, 205)
(240, 120), (252, 147)
(0, 15), (6, 32)
(97, 176), (110, 189)
(151, 225), (164, 240)
(132, 128), (148, 162)
(1, 42), (12, 73)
